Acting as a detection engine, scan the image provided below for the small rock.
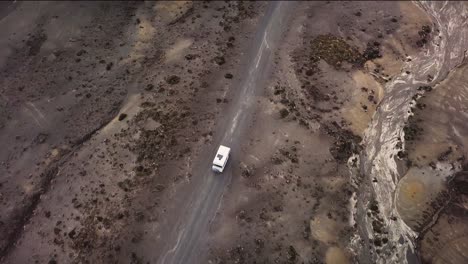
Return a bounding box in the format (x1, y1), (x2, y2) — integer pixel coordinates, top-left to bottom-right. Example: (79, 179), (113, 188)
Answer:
(68, 228), (77, 239)
(76, 49), (86, 56)
(279, 108), (289, 118)
(417, 85), (432, 92)
(155, 184), (165, 192)
(287, 246), (298, 262)
(185, 54), (198, 60)
(118, 113), (127, 121)
(34, 133), (48, 144)
(145, 84), (154, 91)
(166, 75), (180, 85)
(241, 164), (255, 178)
(213, 56), (226, 65)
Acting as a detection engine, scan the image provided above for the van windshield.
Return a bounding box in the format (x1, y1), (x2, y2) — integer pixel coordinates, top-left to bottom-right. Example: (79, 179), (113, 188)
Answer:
(214, 164), (223, 168)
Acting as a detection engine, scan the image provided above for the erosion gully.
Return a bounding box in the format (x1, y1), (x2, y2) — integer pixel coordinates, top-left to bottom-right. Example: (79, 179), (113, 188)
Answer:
(352, 1), (468, 263)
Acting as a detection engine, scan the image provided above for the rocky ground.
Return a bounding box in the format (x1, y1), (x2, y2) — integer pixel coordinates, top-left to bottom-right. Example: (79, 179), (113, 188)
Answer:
(1, 1), (467, 264)
(0, 1), (266, 263)
(400, 62), (468, 263)
(206, 1), (437, 264)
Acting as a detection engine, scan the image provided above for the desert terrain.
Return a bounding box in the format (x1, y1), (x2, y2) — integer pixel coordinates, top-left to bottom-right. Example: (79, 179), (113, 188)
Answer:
(0, 1), (467, 264)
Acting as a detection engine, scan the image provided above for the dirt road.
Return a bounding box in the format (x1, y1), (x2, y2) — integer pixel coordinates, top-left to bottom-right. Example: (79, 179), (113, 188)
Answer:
(0, 1), (270, 263)
(1, 1), (468, 264)
(158, 2), (296, 263)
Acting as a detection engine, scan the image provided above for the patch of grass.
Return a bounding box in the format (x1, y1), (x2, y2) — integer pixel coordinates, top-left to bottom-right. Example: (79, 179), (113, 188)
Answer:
(310, 34), (364, 67)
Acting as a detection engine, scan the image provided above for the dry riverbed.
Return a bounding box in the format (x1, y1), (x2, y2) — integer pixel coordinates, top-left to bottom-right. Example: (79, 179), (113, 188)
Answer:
(207, 1), (436, 263)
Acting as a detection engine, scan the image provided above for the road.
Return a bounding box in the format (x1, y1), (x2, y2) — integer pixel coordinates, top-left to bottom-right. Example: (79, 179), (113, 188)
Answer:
(158, 2), (296, 263)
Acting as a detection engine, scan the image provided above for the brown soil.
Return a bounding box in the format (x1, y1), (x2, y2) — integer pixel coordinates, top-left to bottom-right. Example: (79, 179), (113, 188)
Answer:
(0, 1), (444, 264)
(0, 1), (266, 263)
(206, 1), (433, 263)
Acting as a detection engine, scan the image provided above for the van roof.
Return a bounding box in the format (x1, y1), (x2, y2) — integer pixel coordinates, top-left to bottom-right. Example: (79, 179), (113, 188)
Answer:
(213, 145), (230, 167)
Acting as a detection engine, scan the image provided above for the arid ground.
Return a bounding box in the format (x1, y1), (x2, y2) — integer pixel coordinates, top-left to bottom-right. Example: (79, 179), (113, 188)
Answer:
(0, 1), (467, 264)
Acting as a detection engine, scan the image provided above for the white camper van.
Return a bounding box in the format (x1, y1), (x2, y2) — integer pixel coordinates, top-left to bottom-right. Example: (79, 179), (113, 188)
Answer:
(212, 145), (231, 173)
